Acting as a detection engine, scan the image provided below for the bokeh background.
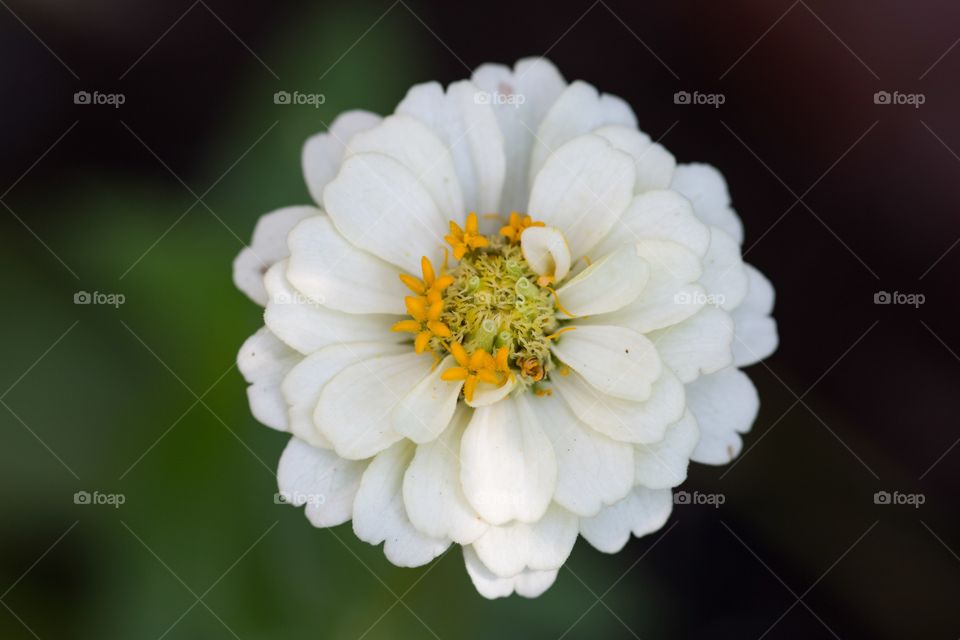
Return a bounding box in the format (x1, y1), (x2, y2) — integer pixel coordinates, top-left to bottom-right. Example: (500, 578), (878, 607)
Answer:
(2, 0), (958, 637)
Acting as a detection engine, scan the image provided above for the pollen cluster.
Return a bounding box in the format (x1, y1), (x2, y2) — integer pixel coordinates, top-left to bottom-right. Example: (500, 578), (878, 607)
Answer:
(392, 213), (566, 398)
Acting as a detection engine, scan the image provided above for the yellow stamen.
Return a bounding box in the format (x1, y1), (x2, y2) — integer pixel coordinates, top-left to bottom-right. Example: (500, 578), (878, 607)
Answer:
(445, 213), (489, 260)
(442, 343), (510, 401)
(500, 212), (545, 243)
(546, 286), (577, 318)
(392, 319), (422, 333)
(545, 326), (577, 341)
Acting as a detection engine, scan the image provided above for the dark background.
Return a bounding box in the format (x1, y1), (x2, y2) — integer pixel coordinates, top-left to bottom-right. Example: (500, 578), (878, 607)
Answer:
(1, 0), (958, 638)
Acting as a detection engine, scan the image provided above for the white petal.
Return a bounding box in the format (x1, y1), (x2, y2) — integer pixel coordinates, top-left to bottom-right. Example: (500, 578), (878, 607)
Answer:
(555, 244), (649, 318)
(237, 327), (300, 430)
(551, 325), (661, 402)
(323, 153), (447, 274)
(402, 407), (488, 544)
(687, 367), (759, 465)
(393, 355), (462, 443)
(277, 437), (367, 527)
(460, 394), (557, 525)
(286, 215), (407, 315)
(263, 261), (399, 355)
(471, 504), (578, 577)
(732, 264), (778, 367)
(462, 546), (559, 600)
(593, 125), (676, 193)
(551, 367), (684, 444)
(591, 190), (710, 260)
(579, 487), (672, 553)
(396, 80), (506, 214)
(535, 395), (634, 516)
(670, 163), (744, 244)
(520, 225), (571, 283)
(303, 110), (381, 205)
(470, 57), (567, 213)
(316, 352), (433, 460)
(353, 442), (450, 567)
(345, 114), (464, 220)
(530, 81), (636, 180)
(233, 206), (317, 306)
(700, 227), (748, 311)
(466, 374), (518, 408)
(281, 342), (405, 448)
(528, 134), (635, 261)
(648, 307), (734, 383)
(634, 411), (699, 489)
(585, 239), (705, 334)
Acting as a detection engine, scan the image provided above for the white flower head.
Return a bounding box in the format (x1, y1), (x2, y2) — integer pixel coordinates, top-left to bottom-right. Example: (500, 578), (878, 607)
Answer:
(235, 58), (778, 599)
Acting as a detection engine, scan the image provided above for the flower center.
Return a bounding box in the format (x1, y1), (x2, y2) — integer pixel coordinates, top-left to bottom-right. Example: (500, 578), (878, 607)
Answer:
(392, 212), (562, 400)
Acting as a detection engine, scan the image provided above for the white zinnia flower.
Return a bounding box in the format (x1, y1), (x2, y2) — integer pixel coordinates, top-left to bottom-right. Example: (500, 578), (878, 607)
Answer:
(234, 58), (777, 599)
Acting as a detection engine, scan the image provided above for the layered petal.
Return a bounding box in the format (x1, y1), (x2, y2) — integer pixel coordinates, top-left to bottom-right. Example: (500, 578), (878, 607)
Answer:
(555, 244), (649, 318)
(687, 367), (760, 465)
(670, 162), (744, 244)
(579, 487), (672, 553)
(593, 125), (676, 193)
(550, 325), (661, 402)
(470, 57), (567, 212)
(460, 394), (557, 525)
(393, 355), (463, 443)
(520, 225), (571, 283)
(402, 407), (488, 544)
(463, 546), (559, 599)
(345, 114), (464, 220)
(281, 342), (405, 448)
(353, 441), (450, 567)
(233, 206), (316, 306)
(731, 264), (778, 367)
(551, 367), (684, 444)
(591, 190), (710, 260)
(470, 503), (578, 577)
(323, 153), (447, 274)
(647, 307), (734, 383)
(277, 437), (367, 527)
(699, 227), (748, 311)
(303, 110), (381, 205)
(536, 395), (634, 516)
(633, 411), (699, 489)
(316, 352), (433, 459)
(530, 80), (637, 179)
(396, 80), (505, 215)
(237, 327), (300, 430)
(264, 261), (400, 355)
(527, 134), (635, 261)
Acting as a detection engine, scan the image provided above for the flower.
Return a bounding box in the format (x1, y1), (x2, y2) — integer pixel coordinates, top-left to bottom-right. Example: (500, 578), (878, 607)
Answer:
(235, 57), (778, 599)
